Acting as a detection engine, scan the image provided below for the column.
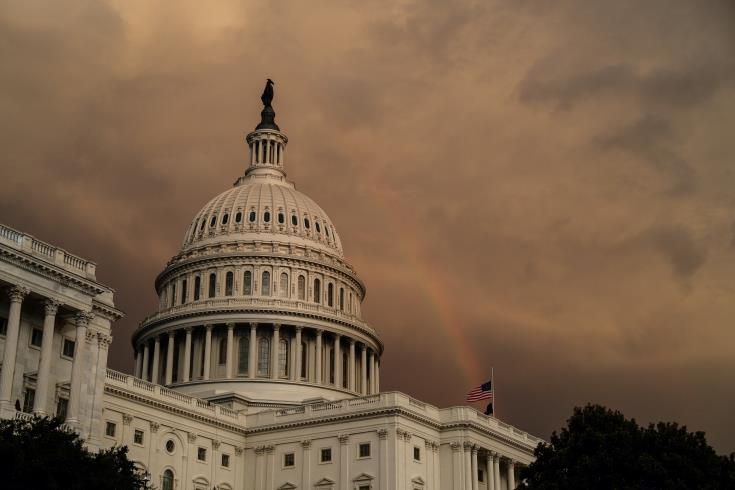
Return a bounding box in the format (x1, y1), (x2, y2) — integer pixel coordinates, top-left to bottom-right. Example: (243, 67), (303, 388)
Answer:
(375, 359), (380, 393)
(248, 323), (257, 378)
(33, 299), (60, 415)
(301, 440), (312, 489)
(360, 345), (367, 395)
(292, 327), (302, 381)
(464, 443), (472, 490)
(151, 335), (161, 384)
(348, 339), (356, 391)
(226, 323), (234, 378)
(471, 446), (479, 490)
(507, 459), (516, 489)
(493, 455), (501, 490)
(339, 435), (349, 489)
(142, 342), (150, 381)
(203, 324), (212, 380)
(66, 311), (93, 425)
(451, 443), (463, 490)
(378, 429), (388, 490)
(271, 324), (280, 379)
(0, 286), (29, 409)
(333, 334), (342, 388)
(369, 351), (376, 394)
(486, 452), (494, 490)
(183, 327), (192, 382)
(315, 330), (323, 384)
(135, 348), (143, 379)
(165, 331), (175, 385)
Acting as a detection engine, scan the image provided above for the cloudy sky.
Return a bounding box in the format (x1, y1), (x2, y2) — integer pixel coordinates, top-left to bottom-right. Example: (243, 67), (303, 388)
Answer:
(2, 0), (734, 451)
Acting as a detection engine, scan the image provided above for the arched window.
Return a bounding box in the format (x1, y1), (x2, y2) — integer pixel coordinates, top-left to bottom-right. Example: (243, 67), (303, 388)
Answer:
(181, 279), (188, 304)
(339, 287), (344, 311)
(313, 278), (321, 303)
(171, 283), (176, 306)
(279, 272), (288, 298)
(218, 337), (227, 365)
(222, 213), (229, 225)
(304, 217), (311, 229)
(257, 338), (270, 376)
(162, 470), (174, 490)
(208, 273), (216, 298)
(315, 221), (321, 233)
(193, 276), (201, 301)
(210, 216), (217, 227)
(264, 211), (271, 223)
(301, 341), (307, 378)
(291, 214), (298, 226)
(249, 210), (256, 222)
(278, 338), (289, 378)
(298, 275), (306, 300)
(261, 271), (271, 296)
(225, 271), (234, 296)
(243, 271), (252, 295)
(327, 283), (334, 307)
(235, 211), (242, 223)
(278, 212), (285, 224)
(325, 226), (330, 237)
(238, 337), (249, 375)
(199, 219), (206, 230)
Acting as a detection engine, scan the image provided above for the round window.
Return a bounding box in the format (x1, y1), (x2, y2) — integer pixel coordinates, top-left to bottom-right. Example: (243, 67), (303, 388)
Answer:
(165, 439), (175, 453)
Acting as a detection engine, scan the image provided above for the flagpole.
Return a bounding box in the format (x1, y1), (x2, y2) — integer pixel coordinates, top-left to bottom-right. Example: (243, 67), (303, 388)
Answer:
(492, 366), (495, 418)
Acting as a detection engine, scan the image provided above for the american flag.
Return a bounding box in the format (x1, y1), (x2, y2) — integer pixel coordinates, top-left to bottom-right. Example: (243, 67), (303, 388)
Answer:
(466, 381), (493, 402)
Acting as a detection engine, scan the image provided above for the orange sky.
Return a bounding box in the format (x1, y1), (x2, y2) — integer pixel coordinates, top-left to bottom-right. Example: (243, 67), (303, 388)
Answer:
(1, 0), (734, 451)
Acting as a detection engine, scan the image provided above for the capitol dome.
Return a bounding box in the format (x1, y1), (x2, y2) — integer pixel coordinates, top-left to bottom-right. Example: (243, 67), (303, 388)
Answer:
(131, 82), (382, 411)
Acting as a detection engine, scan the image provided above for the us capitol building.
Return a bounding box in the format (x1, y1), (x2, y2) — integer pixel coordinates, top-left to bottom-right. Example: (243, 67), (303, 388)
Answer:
(0, 82), (539, 490)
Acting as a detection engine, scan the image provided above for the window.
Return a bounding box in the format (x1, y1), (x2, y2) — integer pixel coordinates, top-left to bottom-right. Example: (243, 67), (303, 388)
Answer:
(315, 221), (321, 233)
(243, 270), (253, 295)
(279, 272), (288, 298)
(257, 338), (270, 376)
(166, 439), (175, 453)
(210, 216), (217, 227)
(359, 443), (371, 458)
(413, 446), (421, 461)
(0, 317), (7, 336)
(278, 338), (289, 378)
(320, 447), (332, 463)
(291, 214), (298, 226)
(30, 328), (43, 348)
(193, 276), (201, 301)
(221, 453), (230, 468)
(225, 271), (234, 296)
(181, 279), (188, 303)
(359, 486), (370, 490)
(284, 452), (295, 468)
(171, 283), (176, 305)
(162, 470), (174, 490)
(478, 469), (484, 483)
(22, 388), (35, 413)
(238, 337), (249, 375)
(304, 217), (310, 229)
(327, 283), (334, 307)
(199, 219), (206, 231)
(56, 397), (68, 419)
(105, 421), (116, 438)
(222, 213), (229, 225)
(313, 278), (321, 303)
(339, 288), (344, 311)
(261, 271), (271, 296)
(235, 211), (242, 223)
(134, 429), (144, 445)
(62, 338), (75, 359)
(218, 337), (227, 365)
(208, 273), (216, 298)
(249, 210), (256, 222)
(278, 212), (285, 224)
(264, 211), (271, 223)
(325, 226), (330, 237)
(197, 447), (207, 462)
(297, 275), (306, 300)
(300, 341), (307, 378)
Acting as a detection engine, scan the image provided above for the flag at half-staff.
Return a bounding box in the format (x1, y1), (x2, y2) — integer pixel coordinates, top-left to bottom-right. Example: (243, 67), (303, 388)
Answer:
(466, 380), (493, 402)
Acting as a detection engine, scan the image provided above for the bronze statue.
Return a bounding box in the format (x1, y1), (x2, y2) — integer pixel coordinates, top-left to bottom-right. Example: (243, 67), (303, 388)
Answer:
(261, 78), (274, 107)
(256, 78), (279, 130)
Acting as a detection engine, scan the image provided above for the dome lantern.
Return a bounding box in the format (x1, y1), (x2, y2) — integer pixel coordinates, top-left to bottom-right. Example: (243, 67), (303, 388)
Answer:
(243, 79), (288, 181)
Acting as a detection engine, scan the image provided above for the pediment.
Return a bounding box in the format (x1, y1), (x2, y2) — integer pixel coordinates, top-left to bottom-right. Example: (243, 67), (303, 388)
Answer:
(315, 477), (335, 487)
(353, 473), (375, 482)
(411, 476), (426, 485)
(278, 483), (297, 490)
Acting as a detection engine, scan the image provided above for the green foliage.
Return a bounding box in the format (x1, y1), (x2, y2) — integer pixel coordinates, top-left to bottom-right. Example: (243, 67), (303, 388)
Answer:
(519, 404), (735, 490)
(0, 416), (150, 490)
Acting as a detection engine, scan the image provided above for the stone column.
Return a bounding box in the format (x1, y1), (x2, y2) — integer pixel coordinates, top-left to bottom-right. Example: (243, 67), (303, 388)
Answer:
(183, 327), (192, 382)
(165, 331), (175, 385)
(471, 446), (479, 490)
(66, 311), (93, 425)
(151, 335), (161, 384)
(360, 345), (367, 395)
(375, 359), (380, 393)
(301, 440), (312, 489)
(271, 324), (280, 379)
(507, 459), (516, 489)
(0, 286), (30, 409)
(348, 339), (356, 391)
(485, 452), (494, 490)
(32, 299), (60, 415)
(135, 348), (143, 379)
(451, 443), (463, 490)
(378, 429), (388, 490)
(493, 454), (501, 490)
(315, 329), (323, 384)
(369, 351), (376, 394)
(203, 324), (212, 380)
(339, 434), (349, 489)
(464, 443), (472, 490)
(333, 334), (342, 388)
(142, 342), (150, 381)
(226, 323), (234, 379)
(248, 323), (257, 378)
(292, 326), (302, 381)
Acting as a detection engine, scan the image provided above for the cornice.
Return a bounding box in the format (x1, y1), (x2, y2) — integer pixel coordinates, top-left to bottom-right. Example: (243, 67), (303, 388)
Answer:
(92, 300), (125, 321)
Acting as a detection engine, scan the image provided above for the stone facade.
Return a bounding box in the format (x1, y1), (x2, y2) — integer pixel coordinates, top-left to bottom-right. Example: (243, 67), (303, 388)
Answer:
(0, 95), (539, 489)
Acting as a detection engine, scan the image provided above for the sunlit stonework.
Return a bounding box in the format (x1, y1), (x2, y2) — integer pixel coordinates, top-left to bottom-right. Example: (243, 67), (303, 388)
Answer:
(0, 84), (538, 489)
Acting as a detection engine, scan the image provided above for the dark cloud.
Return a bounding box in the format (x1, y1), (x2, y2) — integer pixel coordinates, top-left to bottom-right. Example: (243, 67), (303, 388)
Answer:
(1, 0), (734, 453)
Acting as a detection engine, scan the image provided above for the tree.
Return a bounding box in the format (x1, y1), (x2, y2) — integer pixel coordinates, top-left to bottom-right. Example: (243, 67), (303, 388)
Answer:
(0, 416), (150, 490)
(519, 404), (735, 490)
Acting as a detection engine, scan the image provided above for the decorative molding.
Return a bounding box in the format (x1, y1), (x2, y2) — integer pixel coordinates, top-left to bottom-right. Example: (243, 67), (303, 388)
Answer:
(75, 311), (94, 328)
(122, 413), (133, 426)
(150, 422), (160, 433)
(234, 446), (243, 456)
(8, 285), (30, 302)
(377, 429), (388, 440)
(338, 434), (349, 445)
(97, 333), (113, 348)
(300, 440), (312, 449)
(43, 299), (61, 316)
(188, 432), (198, 443)
(212, 439), (221, 450)
(451, 442), (462, 452)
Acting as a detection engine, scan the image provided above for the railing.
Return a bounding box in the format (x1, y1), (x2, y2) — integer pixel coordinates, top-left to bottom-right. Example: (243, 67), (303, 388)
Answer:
(0, 222), (96, 279)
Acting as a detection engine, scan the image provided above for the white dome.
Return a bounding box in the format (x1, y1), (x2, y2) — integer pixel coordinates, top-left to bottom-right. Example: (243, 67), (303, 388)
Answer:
(182, 174), (344, 257)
